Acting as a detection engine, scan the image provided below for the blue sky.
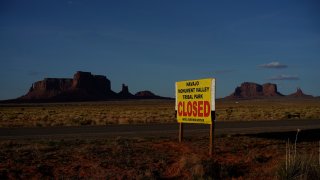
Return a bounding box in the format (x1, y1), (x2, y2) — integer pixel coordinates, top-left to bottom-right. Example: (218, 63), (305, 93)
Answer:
(1, 0), (319, 99)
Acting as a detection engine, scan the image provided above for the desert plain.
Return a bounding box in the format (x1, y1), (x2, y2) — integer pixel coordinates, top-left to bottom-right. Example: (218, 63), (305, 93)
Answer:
(0, 98), (320, 179)
(1, 98), (320, 127)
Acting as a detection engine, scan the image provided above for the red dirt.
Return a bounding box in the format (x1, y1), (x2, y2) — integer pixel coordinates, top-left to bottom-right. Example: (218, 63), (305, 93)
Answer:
(0, 135), (319, 179)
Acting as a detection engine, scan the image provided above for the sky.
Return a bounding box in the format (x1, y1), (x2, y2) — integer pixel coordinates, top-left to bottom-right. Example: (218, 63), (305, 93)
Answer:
(0, 0), (319, 99)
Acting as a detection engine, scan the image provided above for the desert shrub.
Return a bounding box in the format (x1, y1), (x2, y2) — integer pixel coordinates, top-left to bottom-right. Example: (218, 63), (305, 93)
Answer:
(277, 155), (306, 179)
(175, 155), (248, 179)
(79, 119), (94, 125)
(306, 161), (320, 179)
(201, 159), (248, 179)
(10, 168), (23, 179)
(0, 169), (8, 179)
(220, 161), (248, 178)
(37, 164), (54, 177)
(202, 159), (222, 179)
(277, 137), (320, 180)
(35, 122), (43, 127)
(143, 169), (161, 179)
(254, 154), (271, 164)
(277, 155), (320, 180)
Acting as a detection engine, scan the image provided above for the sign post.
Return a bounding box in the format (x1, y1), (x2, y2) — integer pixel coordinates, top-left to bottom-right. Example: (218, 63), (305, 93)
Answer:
(175, 78), (216, 156)
(179, 123), (183, 143)
(209, 121), (214, 156)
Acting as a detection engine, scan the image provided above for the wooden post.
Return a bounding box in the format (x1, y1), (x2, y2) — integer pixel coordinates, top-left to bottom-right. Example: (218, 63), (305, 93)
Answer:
(209, 123), (214, 156)
(179, 123), (183, 143)
(209, 111), (215, 156)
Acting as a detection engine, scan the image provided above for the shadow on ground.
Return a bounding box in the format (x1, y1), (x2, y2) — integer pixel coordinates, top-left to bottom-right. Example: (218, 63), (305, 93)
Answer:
(246, 128), (320, 142)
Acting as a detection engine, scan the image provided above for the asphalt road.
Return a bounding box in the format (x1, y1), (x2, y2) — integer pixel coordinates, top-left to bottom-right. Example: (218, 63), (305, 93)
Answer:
(0, 119), (320, 139)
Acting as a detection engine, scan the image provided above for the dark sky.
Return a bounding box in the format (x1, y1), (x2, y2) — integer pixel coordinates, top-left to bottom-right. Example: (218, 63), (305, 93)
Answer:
(1, 0), (319, 99)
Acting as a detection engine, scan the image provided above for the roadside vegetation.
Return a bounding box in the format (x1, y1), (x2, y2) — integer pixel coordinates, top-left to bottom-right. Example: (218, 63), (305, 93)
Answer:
(0, 99), (320, 127)
(1, 130), (319, 179)
(218, 99), (320, 121)
(276, 130), (320, 179)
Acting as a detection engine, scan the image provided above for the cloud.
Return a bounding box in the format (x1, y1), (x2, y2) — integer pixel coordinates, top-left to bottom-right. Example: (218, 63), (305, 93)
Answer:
(259, 62), (288, 69)
(268, 74), (299, 81)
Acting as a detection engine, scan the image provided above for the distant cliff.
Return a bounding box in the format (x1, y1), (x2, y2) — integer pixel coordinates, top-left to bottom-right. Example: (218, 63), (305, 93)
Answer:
(118, 84), (135, 99)
(226, 82), (283, 99)
(17, 71), (168, 102)
(3, 73), (315, 103)
(135, 90), (166, 99)
(225, 82), (314, 99)
(287, 88), (313, 98)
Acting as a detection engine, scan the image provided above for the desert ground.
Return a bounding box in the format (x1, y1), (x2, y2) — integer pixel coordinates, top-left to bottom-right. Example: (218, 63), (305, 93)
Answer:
(1, 99), (320, 179)
(1, 130), (320, 179)
(0, 98), (320, 127)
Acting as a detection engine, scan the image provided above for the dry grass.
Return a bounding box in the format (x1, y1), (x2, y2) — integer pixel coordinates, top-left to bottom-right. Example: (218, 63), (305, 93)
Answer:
(0, 131), (319, 179)
(0, 98), (320, 127)
(0, 100), (175, 127)
(217, 98), (320, 121)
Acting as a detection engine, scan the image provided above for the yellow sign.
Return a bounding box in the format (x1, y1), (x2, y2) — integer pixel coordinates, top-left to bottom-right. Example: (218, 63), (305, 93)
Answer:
(175, 78), (215, 124)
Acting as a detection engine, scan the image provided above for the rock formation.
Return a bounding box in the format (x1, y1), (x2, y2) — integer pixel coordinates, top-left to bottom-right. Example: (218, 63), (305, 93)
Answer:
(72, 71), (111, 93)
(262, 83), (283, 97)
(226, 82), (283, 99)
(15, 71), (166, 102)
(118, 84), (135, 99)
(26, 78), (73, 99)
(135, 90), (164, 99)
(288, 88), (313, 98)
(20, 71), (118, 101)
(135, 90), (156, 97)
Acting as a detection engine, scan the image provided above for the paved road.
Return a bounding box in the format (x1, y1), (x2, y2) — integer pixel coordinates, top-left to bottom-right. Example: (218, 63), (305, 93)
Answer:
(0, 119), (320, 139)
